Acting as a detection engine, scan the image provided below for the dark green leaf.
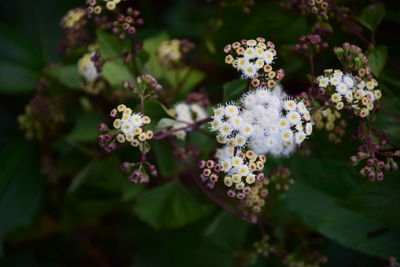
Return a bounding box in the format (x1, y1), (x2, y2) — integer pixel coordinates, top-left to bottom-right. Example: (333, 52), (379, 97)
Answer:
(358, 3), (386, 32)
(47, 64), (81, 89)
(204, 211), (249, 250)
(223, 79), (247, 102)
(102, 59), (135, 87)
(135, 182), (210, 229)
(0, 142), (44, 256)
(285, 177), (400, 258)
(340, 172), (400, 228)
(367, 46), (388, 77)
(374, 97), (400, 144)
(66, 112), (102, 142)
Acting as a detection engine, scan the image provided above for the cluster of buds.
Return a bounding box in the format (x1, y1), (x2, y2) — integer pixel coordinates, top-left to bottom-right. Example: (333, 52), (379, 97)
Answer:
(98, 104), (153, 152)
(350, 137), (399, 181)
(270, 166), (294, 191)
(120, 161), (158, 184)
(86, 0), (143, 39)
(59, 8), (90, 54)
(284, 250), (328, 267)
(110, 8), (144, 39)
(198, 159), (222, 189)
(123, 74), (163, 99)
(317, 69), (382, 118)
(279, 0), (329, 21)
(199, 147), (267, 199)
(157, 39), (195, 69)
(224, 38), (284, 88)
(240, 175), (270, 223)
(292, 34), (328, 55)
(334, 43), (371, 78)
(253, 235), (278, 257)
(185, 91), (211, 107)
(387, 257), (400, 267)
(61, 8), (87, 29)
(313, 107), (347, 143)
(307, 0), (329, 21)
(18, 94), (64, 140)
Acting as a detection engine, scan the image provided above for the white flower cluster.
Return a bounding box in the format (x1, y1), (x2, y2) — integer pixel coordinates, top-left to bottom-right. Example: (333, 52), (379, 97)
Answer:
(317, 69), (382, 117)
(210, 88), (313, 157)
(78, 52), (100, 82)
(224, 38), (276, 79)
(171, 102), (208, 139)
(111, 104), (153, 146)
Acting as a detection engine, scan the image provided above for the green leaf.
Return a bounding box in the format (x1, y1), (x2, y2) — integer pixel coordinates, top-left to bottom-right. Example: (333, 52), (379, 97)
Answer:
(358, 3), (386, 32)
(0, 142), (44, 256)
(204, 211), (249, 250)
(286, 181), (400, 258)
(150, 139), (175, 177)
(0, 61), (39, 94)
(97, 30), (129, 58)
(102, 59), (135, 87)
(367, 46), (388, 77)
(66, 112), (102, 142)
(47, 64), (81, 89)
(284, 159), (400, 259)
(374, 97), (400, 144)
(340, 172), (400, 229)
(142, 32), (205, 93)
(142, 32), (169, 79)
(135, 182), (210, 229)
(223, 79), (247, 102)
(67, 160), (96, 194)
(0, 25), (42, 94)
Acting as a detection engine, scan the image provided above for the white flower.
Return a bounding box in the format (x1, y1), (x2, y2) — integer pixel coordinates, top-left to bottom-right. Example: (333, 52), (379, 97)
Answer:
(297, 102), (307, 114)
(234, 135), (247, 146)
(287, 111), (301, 125)
(242, 63), (257, 78)
(242, 93), (258, 108)
(224, 104), (239, 117)
(244, 47), (256, 59)
(231, 156), (243, 167)
(229, 115), (243, 129)
(318, 77), (329, 88)
(212, 107), (225, 119)
(240, 123), (254, 137)
(219, 122), (232, 136)
(343, 74), (354, 88)
(236, 57), (249, 70)
(295, 132), (306, 145)
(221, 160), (232, 172)
(237, 164), (250, 176)
(263, 50), (274, 64)
(330, 76), (341, 86)
(283, 100), (297, 110)
(130, 114), (143, 127)
(278, 118), (289, 128)
(78, 52), (100, 82)
(281, 129), (293, 142)
(305, 122), (313, 135)
(336, 83), (349, 95)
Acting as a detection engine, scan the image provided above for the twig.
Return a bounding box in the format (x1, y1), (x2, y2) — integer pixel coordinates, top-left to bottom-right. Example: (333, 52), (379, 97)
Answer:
(153, 117), (212, 140)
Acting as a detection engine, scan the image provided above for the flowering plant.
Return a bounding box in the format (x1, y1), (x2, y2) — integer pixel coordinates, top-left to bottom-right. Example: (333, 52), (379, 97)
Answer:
(1, 0), (400, 265)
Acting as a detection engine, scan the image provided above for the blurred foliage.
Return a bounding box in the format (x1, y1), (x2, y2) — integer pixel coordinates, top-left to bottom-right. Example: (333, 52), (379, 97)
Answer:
(0, 0), (400, 266)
